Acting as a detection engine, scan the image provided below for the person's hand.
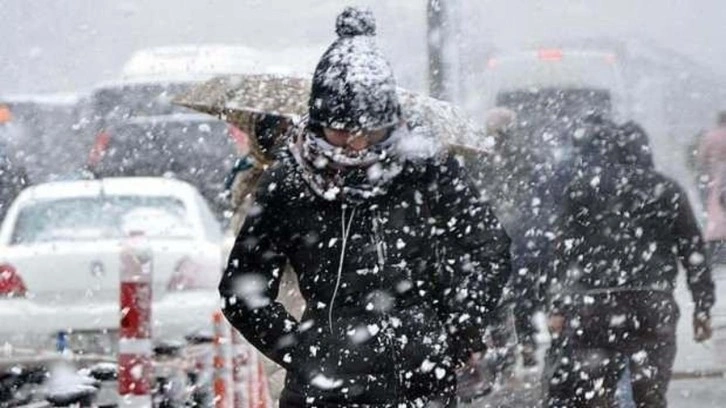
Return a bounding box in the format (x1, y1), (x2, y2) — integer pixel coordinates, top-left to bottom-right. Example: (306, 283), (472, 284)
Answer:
(456, 351), (491, 401)
(456, 351), (484, 373)
(467, 351), (484, 367)
(694, 313), (713, 342)
(548, 314), (565, 336)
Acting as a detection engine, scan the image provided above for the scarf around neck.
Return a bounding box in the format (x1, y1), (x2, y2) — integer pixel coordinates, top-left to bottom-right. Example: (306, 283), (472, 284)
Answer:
(290, 119), (429, 202)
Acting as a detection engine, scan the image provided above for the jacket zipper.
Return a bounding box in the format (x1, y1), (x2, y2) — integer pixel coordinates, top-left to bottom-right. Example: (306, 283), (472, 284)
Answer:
(329, 203), (356, 335)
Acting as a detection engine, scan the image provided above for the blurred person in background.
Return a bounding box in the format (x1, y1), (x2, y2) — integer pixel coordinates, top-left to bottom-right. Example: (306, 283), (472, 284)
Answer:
(544, 120), (715, 407)
(225, 115), (291, 235)
(223, 115), (304, 400)
(698, 111), (726, 265)
(219, 7), (511, 407)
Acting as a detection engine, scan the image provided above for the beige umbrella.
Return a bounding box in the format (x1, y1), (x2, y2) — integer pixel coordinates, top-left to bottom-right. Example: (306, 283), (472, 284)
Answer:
(173, 73), (488, 165)
(173, 74), (309, 165)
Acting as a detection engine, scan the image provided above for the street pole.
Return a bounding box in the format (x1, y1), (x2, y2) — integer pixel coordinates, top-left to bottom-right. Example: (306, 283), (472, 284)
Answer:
(427, 0), (445, 100)
(427, 0), (461, 102)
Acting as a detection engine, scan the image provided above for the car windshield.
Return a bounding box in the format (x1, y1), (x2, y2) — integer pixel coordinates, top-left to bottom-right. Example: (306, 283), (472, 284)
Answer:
(90, 82), (197, 124)
(497, 88), (612, 123)
(11, 195), (194, 244)
(96, 118), (238, 219)
(99, 119), (236, 176)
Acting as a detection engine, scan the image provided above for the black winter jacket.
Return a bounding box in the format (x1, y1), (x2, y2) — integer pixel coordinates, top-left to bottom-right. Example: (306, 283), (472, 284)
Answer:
(219, 152), (511, 407)
(550, 160), (715, 317)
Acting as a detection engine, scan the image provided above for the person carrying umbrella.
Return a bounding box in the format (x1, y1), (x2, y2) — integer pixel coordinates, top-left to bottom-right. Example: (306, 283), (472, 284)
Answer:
(218, 6), (511, 407)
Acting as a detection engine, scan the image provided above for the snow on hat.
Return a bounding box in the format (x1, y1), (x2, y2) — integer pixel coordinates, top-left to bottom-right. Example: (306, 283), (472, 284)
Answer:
(308, 6), (401, 132)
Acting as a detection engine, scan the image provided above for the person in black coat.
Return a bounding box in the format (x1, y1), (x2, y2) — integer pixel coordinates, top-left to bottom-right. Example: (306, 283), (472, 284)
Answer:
(544, 120), (715, 407)
(219, 7), (512, 407)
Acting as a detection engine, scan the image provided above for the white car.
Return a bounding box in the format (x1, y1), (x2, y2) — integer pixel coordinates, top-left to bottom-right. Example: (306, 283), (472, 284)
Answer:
(0, 177), (224, 352)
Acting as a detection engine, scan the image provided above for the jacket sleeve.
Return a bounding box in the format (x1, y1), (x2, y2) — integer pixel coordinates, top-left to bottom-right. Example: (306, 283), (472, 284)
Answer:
(218, 168), (301, 370)
(546, 177), (589, 315)
(527, 165), (561, 301)
(432, 156), (512, 362)
(672, 186), (716, 317)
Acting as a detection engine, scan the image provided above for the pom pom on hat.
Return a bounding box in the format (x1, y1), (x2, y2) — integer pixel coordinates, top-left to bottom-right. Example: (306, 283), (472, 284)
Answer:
(335, 7), (376, 37)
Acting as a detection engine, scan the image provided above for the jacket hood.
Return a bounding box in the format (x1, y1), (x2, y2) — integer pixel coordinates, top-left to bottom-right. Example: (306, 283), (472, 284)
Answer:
(618, 121), (654, 169)
(574, 117), (654, 170)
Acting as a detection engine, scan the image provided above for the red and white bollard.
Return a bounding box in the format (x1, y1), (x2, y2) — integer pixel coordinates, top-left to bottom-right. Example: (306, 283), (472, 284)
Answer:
(247, 350), (272, 408)
(118, 232), (153, 406)
(231, 330), (250, 408)
(213, 311), (234, 408)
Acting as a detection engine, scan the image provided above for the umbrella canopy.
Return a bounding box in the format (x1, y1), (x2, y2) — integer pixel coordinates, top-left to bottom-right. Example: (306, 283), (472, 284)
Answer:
(173, 74), (488, 164)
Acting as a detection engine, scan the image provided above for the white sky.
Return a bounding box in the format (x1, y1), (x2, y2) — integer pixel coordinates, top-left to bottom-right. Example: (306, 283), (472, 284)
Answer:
(0, 0), (724, 94)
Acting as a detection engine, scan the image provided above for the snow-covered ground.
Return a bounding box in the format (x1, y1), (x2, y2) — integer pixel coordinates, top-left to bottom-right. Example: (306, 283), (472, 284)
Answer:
(461, 265), (726, 407)
(465, 372), (726, 407)
(669, 377), (726, 408)
(465, 355), (726, 407)
(673, 264), (726, 374)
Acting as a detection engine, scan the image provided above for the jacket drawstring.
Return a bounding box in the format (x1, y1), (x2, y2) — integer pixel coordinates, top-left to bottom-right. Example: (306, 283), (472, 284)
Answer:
(329, 203), (357, 334)
(372, 209), (387, 268)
